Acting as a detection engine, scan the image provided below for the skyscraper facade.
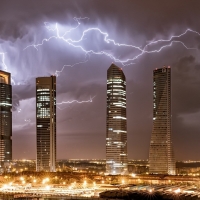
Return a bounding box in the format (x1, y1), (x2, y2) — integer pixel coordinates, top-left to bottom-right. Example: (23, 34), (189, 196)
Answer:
(0, 70), (12, 170)
(36, 76), (56, 172)
(106, 64), (127, 175)
(149, 66), (175, 175)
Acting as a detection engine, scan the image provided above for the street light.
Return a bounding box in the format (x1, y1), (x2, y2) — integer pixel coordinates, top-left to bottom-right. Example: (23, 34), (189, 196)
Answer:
(83, 180), (87, 188)
(174, 188), (181, 194)
(93, 182), (96, 188)
(45, 185), (50, 190)
(131, 173), (136, 177)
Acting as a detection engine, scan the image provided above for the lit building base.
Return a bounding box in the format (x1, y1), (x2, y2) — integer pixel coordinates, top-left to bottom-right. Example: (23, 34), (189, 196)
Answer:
(106, 162), (128, 175)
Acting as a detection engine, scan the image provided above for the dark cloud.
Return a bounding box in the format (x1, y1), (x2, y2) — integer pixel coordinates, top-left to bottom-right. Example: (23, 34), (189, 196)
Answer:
(0, 0), (199, 160)
(172, 55), (200, 114)
(176, 55), (195, 72)
(0, 0), (199, 41)
(172, 111), (200, 160)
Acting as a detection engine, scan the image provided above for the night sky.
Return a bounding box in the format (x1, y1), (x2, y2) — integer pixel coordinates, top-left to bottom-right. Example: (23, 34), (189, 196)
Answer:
(0, 0), (200, 160)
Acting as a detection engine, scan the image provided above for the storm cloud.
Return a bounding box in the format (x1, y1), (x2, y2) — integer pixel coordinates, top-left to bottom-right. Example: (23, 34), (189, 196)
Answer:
(0, 0), (200, 160)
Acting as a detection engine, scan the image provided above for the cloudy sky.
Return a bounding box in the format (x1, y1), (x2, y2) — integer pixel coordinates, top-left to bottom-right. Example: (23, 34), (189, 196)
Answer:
(0, 0), (200, 160)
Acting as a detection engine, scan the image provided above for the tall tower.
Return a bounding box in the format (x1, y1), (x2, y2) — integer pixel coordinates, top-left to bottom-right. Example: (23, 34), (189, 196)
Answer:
(0, 70), (12, 170)
(106, 64), (127, 175)
(149, 66), (175, 175)
(36, 76), (56, 172)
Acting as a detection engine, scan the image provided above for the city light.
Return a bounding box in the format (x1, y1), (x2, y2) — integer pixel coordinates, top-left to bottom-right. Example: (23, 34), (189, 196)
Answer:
(0, 2), (200, 200)
(45, 185), (50, 190)
(174, 188), (181, 194)
(83, 180), (87, 188)
(131, 173), (136, 177)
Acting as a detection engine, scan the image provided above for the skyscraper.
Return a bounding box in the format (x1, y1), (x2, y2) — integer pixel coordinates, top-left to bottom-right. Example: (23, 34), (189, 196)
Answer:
(106, 64), (127, 175)
(36, 76), (56, 172)
(149, 66), (175, 175)
(0, 70), (12, 170)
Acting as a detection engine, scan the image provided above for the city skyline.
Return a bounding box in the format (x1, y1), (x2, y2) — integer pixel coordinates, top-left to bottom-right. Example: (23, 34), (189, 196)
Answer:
(0, 1), (199, 160)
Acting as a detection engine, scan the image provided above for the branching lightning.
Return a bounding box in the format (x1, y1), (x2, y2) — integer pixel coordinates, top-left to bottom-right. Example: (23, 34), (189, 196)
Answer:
(22, 18), (200, 109)
(24, 18), (200, 73)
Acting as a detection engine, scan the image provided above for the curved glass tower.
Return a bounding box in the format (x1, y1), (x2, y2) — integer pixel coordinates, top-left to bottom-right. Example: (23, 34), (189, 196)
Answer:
(0, 70), (12, 170)
(106, 64), (127, 175)
(149, 66), (175, 175)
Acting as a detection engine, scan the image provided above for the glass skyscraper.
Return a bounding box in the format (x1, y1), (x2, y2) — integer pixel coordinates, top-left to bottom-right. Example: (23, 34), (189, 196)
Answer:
(106, 64), (127, 175)
(36, 76), (56, 172)
(149, 66), (175, 175)
(0, 70), (12, 170)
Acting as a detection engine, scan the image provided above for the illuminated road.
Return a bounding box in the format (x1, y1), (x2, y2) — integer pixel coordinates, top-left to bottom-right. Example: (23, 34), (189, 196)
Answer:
(0, 183), (101, 198)
(128, 185), (200, 199)
(1, 183), (200, 199)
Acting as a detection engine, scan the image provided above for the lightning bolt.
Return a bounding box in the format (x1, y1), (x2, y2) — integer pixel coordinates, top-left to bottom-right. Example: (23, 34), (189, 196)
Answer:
(55, 54), (90, 77)
(0, 52), (24, 85)
(56, 96), (96, 110)
(24, 18), (200, 72)
(0, 52), (18, 85)
(0, 52), (8, 71)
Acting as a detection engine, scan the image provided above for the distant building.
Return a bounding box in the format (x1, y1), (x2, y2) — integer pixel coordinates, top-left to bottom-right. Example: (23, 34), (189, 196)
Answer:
(0, 70), (12, 170)
(176, 161), (200, 175)
(36, 76), (56, 172)
(128, 160), (149, 174)
(149, 66), (175, 175)
(106, 64), (127, 174)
